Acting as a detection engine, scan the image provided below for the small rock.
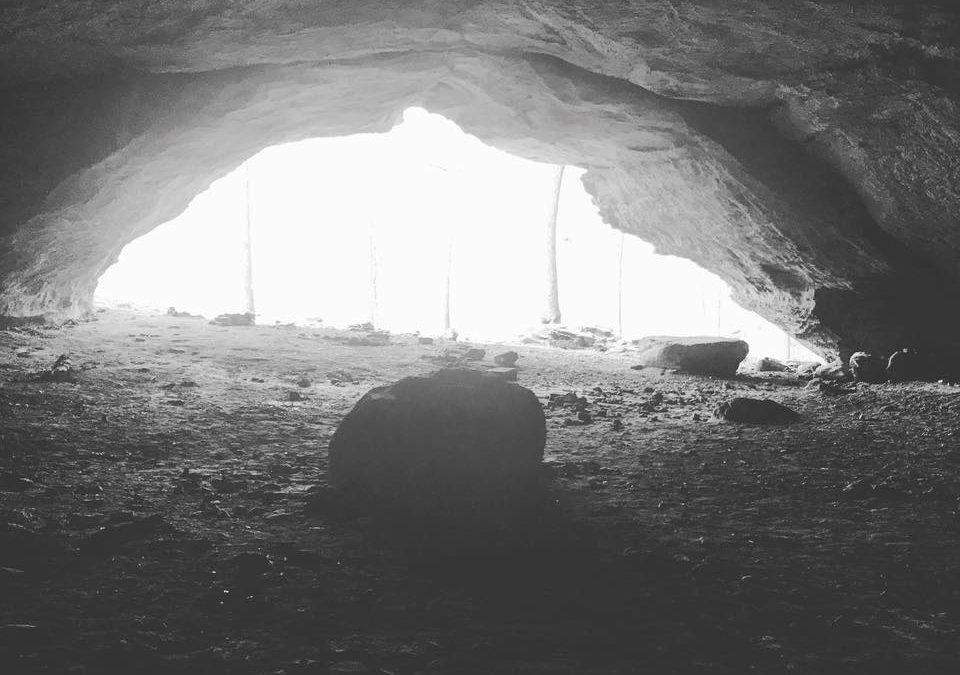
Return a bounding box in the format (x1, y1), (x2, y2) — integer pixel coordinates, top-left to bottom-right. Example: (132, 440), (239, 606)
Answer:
(418, 337), (434, 345)
(713, 398), (800, 424)
(484, 367), (518, 382)
(756, 357), (791, 372)
(494, 351), (519, 367)
(287, 391), (303, 402)
(297, 377), (312, 388)
(849, 352), (885, 383)
(37, 354), (77, 383)
(813, 362), (850, 382)
(209, 313), (255, 326)
(463, 348), (485, 361)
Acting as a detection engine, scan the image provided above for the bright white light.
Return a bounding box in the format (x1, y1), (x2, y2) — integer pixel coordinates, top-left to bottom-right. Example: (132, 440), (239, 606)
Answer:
(95, 107), (822, 362)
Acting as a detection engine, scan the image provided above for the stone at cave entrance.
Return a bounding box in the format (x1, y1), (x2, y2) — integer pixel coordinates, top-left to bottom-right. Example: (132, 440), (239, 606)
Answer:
(756, 357), (791, 373)
(714, 397), (800, 425)
(813, 363), (850, 382)
(209, 313), (255, 327)
(849, 352), (886, 383)
(631, 336), (749, 377)
(328, 368), (546, 507)
(494, 351), (519, 367)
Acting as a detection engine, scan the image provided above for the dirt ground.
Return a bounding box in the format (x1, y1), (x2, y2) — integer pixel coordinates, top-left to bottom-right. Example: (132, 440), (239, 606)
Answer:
(2, 309), (960, 674)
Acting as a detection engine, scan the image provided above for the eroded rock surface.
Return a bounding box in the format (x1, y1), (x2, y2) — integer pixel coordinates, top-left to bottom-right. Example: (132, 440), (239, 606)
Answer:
(1, 1), (960, 362)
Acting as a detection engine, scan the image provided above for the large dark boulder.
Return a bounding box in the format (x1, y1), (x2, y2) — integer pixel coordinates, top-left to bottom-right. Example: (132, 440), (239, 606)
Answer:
(632, 336), (749, 377)
(328, 369), (546, 508)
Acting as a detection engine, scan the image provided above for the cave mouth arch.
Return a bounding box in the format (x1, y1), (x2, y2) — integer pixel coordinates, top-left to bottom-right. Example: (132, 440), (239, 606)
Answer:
(94, 106), (820, 362)
(4, 48), (956, 364)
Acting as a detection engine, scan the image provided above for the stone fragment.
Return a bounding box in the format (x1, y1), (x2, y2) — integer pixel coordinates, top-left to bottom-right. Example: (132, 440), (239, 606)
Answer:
(631, 336), (749, 376)
(756, 357), (790, 372)
(849, 352), (885, 383)
(463, 348), (485, 361)
(418, 337), (434, 345)
(328, 368), (546, 506)
(209, 313), (254, 326)
(484, 367), (518, 381)
(713, 397), (800, 424)
(819, 362), (851, 380)
(494, 350), (519, 367)
(37, 354), (77, 383)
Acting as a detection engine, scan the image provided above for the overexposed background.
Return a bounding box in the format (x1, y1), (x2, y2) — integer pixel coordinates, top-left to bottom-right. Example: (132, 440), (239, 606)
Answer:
(96, 108), (820, 362)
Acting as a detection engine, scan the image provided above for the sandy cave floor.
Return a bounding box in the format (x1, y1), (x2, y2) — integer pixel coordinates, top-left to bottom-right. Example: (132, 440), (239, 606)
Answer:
(2, 309), (960, 674)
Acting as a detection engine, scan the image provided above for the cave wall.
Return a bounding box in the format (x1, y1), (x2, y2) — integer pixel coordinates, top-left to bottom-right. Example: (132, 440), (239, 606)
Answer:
(1, 1), (959, 362)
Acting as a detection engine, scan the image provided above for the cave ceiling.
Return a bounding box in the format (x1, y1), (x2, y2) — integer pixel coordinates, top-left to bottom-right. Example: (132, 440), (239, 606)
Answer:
(1, 1), (959, 361)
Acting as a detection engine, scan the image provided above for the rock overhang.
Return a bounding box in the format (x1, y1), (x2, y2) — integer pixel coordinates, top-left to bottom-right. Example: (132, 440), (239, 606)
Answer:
(1, 1), (959, 364)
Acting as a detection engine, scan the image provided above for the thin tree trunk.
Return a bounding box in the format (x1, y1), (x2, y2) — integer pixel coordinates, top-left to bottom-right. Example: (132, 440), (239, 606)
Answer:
(368, 223), (379, 327)
(240, 161), (256, 317)
(541, 164), (565, 324)
(617, 230), (625, 339)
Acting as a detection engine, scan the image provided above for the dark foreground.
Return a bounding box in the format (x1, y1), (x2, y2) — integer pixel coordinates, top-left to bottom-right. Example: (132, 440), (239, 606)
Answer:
(2, 310), (960, 674)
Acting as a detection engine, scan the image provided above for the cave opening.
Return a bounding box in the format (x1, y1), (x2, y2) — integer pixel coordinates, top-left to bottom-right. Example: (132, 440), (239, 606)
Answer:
(94, 106), (818, 362)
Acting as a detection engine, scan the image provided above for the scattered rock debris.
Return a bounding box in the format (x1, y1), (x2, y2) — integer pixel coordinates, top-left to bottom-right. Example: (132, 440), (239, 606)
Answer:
(4, 309), (960, 674)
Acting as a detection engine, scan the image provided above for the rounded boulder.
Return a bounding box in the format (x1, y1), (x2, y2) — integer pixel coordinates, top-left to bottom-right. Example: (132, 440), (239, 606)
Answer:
(328, 369), (547, 507)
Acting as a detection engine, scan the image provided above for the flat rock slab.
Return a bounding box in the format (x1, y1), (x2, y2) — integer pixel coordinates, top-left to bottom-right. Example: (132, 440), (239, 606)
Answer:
(632, 336), (749, 377)
(328, 368), (546, 507)
(714, 397), (800, 425)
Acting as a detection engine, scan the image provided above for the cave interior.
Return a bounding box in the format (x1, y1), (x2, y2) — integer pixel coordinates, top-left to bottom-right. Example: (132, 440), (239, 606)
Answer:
(3, 2), (960, 673)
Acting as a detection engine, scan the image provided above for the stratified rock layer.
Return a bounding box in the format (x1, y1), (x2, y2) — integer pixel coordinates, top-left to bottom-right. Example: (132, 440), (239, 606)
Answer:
(1, 2), (959, 362)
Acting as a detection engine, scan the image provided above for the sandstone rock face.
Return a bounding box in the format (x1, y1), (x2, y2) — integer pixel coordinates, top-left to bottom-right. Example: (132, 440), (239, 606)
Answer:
(632, 336), (749, 376)
(1, 2), (960, 363)
(328, 369), (546, 505)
